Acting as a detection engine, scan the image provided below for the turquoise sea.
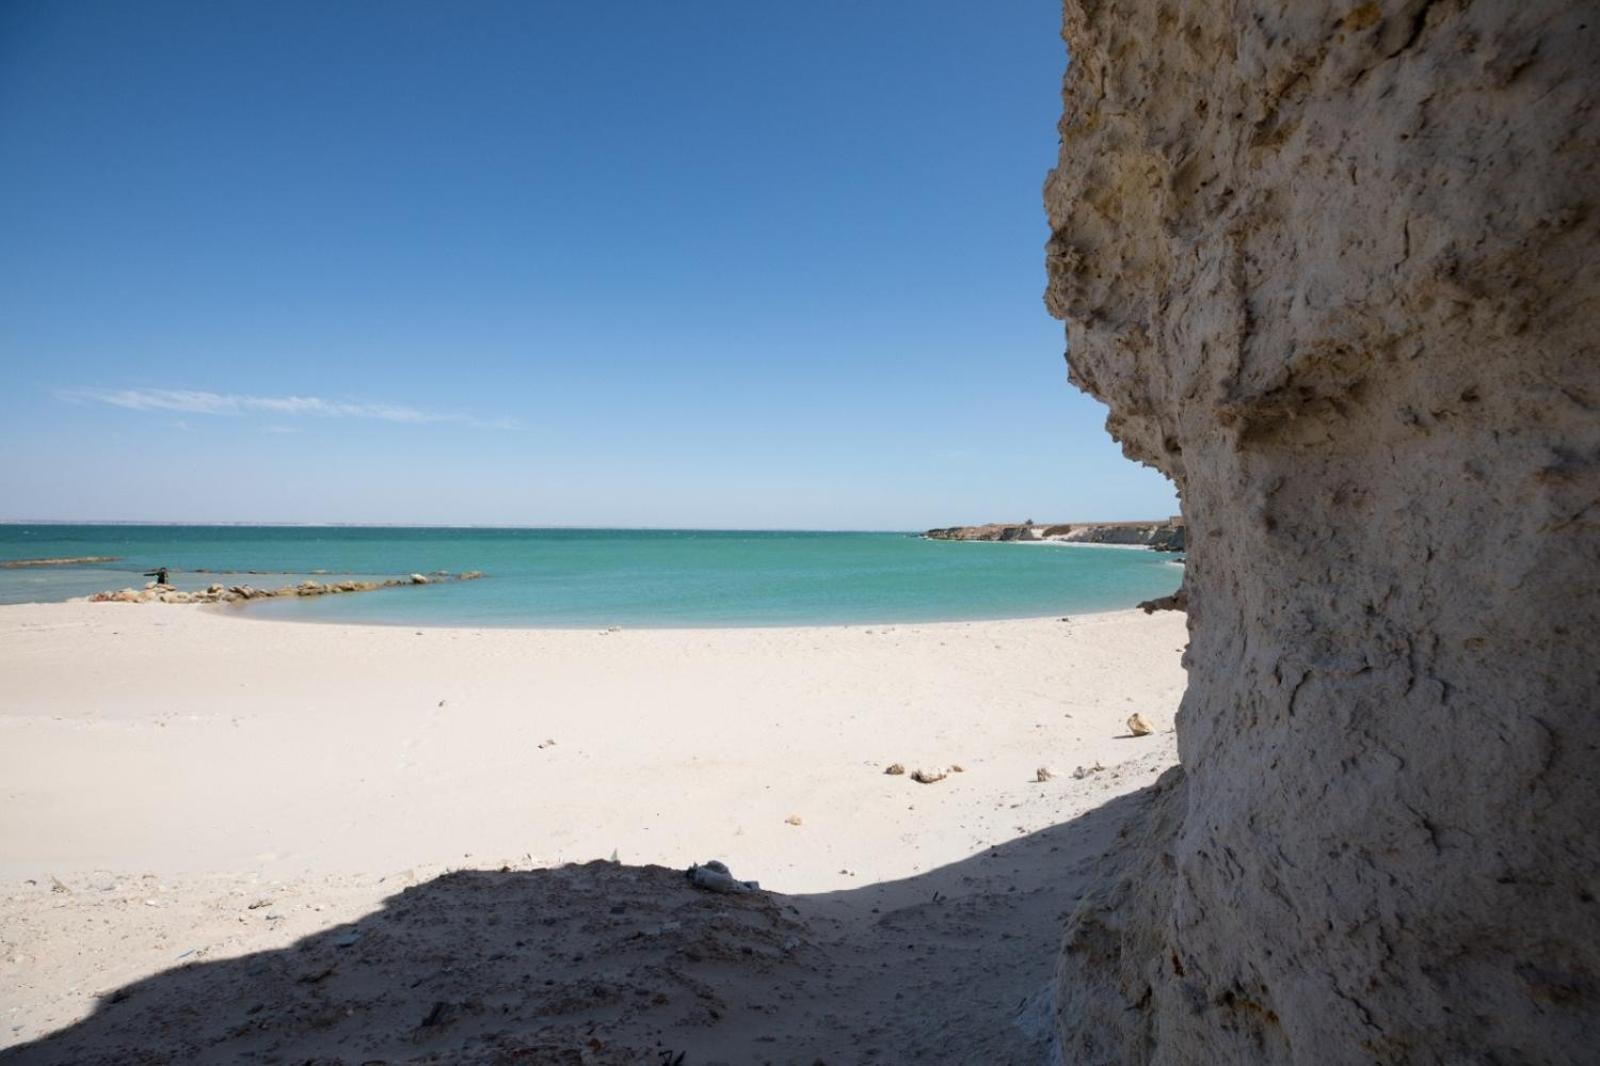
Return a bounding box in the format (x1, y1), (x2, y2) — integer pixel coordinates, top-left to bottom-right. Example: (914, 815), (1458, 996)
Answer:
(0, 525), (1182, 628)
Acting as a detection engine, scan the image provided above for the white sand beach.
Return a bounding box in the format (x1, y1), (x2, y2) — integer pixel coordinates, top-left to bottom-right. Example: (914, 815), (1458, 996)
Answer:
(0, 603), (1187, 1063)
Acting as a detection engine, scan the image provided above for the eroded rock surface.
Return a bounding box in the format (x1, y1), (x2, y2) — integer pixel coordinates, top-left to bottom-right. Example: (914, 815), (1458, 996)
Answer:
(1045, 1), (1600, 1061)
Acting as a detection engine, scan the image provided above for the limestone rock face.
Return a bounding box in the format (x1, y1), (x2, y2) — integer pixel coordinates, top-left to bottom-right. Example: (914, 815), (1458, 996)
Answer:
(1045, 1), (1600, 1061)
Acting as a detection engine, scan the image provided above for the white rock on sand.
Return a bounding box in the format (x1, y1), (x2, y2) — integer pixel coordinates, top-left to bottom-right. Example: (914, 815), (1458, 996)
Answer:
(0, 602), (1186, 1062)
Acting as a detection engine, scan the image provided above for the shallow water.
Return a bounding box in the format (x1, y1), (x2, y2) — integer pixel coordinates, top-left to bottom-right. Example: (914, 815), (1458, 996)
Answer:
(0, 525), (1181, 627)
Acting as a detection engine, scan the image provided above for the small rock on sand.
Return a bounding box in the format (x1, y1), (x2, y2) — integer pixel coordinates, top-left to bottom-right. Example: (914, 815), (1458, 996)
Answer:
(910, 768), (947, 784)
(784, 815), (803, 826)
(1127, 713), (1153, 736)
(884, 763), (905, 775)
(1035, 767), (1054, 783)
(686, 859), (759, 894)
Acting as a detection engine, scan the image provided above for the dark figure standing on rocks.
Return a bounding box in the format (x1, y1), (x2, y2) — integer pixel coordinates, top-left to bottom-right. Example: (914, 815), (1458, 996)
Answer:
(143, 567), (169, 585)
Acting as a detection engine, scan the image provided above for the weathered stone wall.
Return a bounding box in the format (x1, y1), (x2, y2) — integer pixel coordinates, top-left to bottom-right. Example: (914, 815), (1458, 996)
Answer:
(1045, 1), (1600, 1061)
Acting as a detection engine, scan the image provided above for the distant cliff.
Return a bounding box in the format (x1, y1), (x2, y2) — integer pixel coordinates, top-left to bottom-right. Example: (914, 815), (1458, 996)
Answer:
(923, 520), (1184, 552)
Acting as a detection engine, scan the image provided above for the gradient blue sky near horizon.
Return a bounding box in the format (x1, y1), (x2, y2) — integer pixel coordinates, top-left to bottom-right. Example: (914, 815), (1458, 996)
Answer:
(0, 1), (1177, 530)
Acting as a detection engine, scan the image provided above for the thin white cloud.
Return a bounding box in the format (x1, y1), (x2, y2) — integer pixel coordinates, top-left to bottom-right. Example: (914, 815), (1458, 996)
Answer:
(57, 387), (513, 428)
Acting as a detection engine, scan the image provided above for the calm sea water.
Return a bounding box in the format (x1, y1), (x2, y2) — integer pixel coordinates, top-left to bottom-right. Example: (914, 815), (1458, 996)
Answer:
(0, 525), (1182, 627)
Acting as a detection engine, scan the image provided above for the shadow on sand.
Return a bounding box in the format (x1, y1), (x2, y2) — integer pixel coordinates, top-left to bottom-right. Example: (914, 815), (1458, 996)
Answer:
(2, 785), (1165, 1066)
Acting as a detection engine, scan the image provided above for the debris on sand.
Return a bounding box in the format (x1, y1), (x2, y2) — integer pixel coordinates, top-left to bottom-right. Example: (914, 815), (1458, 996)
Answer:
(1127, 713), (1153, 737)
(784, 815), (803, 826)
(949, 764), (965, 773)
(884, 763), (905, 775)
(1035, 767), (1055, 783)
(910, 768), (947, 785)
(686, 860), (760, 894)
(1072, 762), (1105, 780)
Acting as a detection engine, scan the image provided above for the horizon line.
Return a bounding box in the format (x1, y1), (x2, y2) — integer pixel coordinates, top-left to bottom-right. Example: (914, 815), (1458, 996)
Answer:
(0, 518), (1175, 532)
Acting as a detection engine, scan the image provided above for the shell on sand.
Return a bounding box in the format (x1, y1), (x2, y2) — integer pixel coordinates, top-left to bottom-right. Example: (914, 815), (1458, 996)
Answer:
(1127, 713), (1153, 737)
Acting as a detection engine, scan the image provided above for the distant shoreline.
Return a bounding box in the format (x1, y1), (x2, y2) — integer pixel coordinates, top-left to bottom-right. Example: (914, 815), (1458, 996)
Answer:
(922, 519), (1185, 552)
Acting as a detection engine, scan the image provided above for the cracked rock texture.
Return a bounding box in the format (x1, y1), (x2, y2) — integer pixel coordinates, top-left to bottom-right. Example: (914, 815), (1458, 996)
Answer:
(1044, 1), (1599, 1061)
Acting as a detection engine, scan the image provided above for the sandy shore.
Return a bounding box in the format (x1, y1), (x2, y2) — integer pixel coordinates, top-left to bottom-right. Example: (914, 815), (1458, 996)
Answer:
(0, 603), (1187, 1063)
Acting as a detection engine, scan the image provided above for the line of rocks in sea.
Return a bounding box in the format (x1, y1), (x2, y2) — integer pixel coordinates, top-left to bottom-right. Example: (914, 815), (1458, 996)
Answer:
(0, 555), (121, 568)
(922, 519), (1185, 552)
(83, 570), (485, 605)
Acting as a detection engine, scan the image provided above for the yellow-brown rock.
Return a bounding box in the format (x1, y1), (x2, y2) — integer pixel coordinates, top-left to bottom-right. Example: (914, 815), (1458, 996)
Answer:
(1045, 1), (1599, 1060)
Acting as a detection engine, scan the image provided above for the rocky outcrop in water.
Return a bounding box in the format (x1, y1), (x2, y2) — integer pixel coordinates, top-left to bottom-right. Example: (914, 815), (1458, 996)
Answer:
(1045, 1), (1599, 1061)
(84, 571), (485, 605)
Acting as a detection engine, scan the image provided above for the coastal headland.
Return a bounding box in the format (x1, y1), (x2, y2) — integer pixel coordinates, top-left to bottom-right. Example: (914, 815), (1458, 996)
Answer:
(924, 519), (1185, 551)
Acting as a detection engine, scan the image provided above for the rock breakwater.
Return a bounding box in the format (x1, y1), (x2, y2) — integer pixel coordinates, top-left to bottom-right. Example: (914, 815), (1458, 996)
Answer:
(83, 571), (485, 605)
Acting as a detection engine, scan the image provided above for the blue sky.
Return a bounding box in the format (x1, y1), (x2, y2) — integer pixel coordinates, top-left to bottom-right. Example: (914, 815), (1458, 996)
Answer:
(0, 1), (1176, 529)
